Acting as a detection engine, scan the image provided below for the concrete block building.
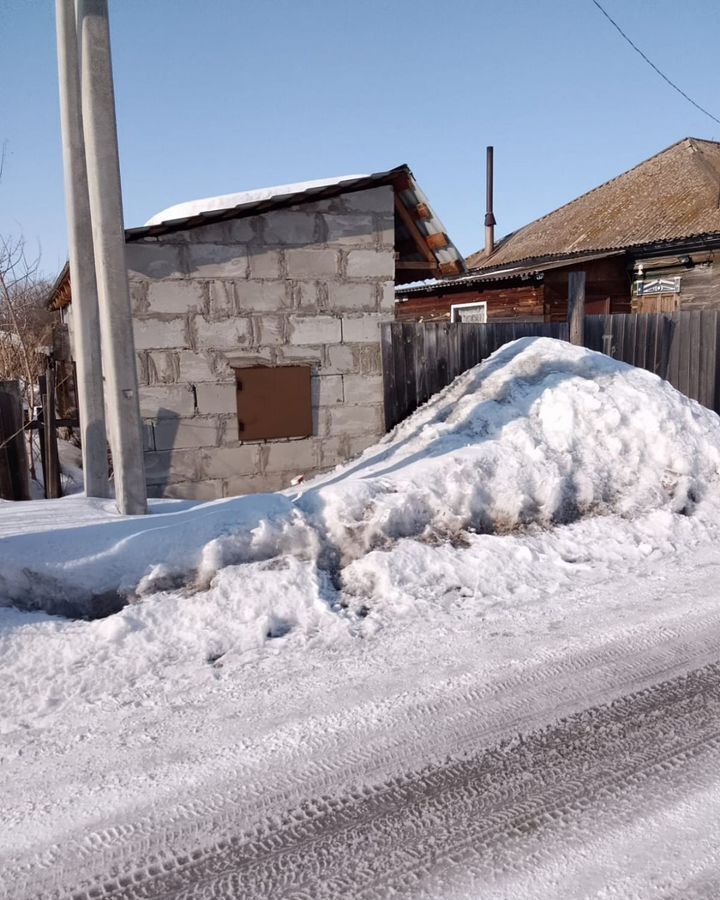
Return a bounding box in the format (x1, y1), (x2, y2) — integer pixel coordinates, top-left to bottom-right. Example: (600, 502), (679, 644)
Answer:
(50, 166), (463, 499)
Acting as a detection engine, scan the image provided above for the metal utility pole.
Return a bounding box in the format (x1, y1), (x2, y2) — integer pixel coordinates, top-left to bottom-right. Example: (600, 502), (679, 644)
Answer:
(77, 0), (147, 515)
(568, 271), (586, 346)
(484, 146), (496, 256)
(55, 0), (108, 498)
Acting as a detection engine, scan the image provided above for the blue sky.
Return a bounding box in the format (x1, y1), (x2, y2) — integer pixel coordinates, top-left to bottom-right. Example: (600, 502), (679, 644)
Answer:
(1, 0), (719, 278)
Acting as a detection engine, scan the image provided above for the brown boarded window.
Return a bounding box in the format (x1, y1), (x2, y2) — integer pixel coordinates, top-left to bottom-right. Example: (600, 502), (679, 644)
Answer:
(234, 366), (312, 441)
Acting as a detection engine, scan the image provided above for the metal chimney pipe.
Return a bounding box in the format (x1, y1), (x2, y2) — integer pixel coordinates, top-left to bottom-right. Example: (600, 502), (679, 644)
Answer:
(485, 145), (496, 256)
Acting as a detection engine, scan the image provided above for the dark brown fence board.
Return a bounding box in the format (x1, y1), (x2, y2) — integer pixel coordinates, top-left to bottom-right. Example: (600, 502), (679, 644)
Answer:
(689, 310), (702, 402)
(381, 311), (720, 430)
(701, 311), (717, 410)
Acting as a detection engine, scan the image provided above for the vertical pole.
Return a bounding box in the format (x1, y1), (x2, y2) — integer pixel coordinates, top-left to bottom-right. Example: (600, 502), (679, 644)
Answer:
(55, 0), (109, 498)
(568, 271), (586, 346)
(77, 0), (147, 515)
(44, 361), (62, 499)
(484, 146), (496, 256)
(0, 381), (31, 501)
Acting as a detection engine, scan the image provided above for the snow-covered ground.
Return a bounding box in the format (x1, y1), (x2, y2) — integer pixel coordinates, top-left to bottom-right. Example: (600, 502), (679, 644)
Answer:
(2, 338), (720, 898)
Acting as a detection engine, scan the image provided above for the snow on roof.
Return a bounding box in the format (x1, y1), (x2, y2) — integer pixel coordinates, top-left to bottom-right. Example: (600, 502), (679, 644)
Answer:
(145, 174), (368, 226)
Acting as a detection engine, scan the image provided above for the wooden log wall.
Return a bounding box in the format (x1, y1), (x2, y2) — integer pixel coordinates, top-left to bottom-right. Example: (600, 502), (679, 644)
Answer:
(395, 284), (544, 323)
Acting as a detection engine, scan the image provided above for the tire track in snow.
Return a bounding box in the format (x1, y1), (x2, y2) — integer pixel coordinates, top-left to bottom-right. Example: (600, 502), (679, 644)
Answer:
(52, 660), (720, 899)
(8, 604), (720, 900)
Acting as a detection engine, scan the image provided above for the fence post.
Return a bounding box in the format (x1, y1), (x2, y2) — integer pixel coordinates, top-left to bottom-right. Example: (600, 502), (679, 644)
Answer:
(42, 362), (62, 499)
(568, 271), (586, 346)
(0, 380), (31, 501)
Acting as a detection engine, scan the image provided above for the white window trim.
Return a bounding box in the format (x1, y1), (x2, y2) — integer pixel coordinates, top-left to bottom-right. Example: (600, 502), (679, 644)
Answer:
(450, 300), (488, 323)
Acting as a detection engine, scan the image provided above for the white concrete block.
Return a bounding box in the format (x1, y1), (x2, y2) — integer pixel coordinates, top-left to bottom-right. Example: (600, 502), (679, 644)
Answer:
(252, 315), (286, 346)
(196, 316), (252, 351)
(187, 244), (248, 277)
(379, 280), (395, 312)
(342, 374), (383, 405)
(311, 374), (343, 406)
(195, 382), (237, 415)
(376, 215), (395, 249)
(200, 445), (260, 479)
(140, 385), (195, 418)
(248, 249), (283, 279)
(154, 417), (220, 451)
(328, 404), (382, 437)
(343, 185), (394, 214)
(328, 282), (376, 311)
(235, 280), (287, 312)
(286, 248), (338, 278)
(262, 211), (318, 245)
(341, 314), (387, 344)
(126, 243), (184, 279)
(275, 344), (323, 365)
(209, 281), (235, 318)
(164, 479), (224, 501)
(224, 217), (257, 242)
(264, 438), (317, 473)
(148, 280), (205, 315)
(177, 350), (222, 382)
(324, 214), (374, 246)
(346, 249), (394, 278)
(133, 317), (189, 350)
(144, 449), (201, 484)
(325, 342), (355, 373)
(223, 472), (288, 497)
(289, 315), (341, 345)
(147, 350), (180, 384)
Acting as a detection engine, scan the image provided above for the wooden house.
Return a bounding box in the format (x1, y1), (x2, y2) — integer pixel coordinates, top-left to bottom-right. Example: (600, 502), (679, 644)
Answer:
(397, 138), (720, 322)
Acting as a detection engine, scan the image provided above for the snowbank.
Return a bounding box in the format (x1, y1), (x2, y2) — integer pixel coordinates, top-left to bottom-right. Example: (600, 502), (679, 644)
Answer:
(2, 337), (719, 616)
(302, 337), (720, 562)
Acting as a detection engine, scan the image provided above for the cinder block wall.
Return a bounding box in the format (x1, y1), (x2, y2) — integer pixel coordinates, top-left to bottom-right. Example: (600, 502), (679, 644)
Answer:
(123, 184), (395, 499)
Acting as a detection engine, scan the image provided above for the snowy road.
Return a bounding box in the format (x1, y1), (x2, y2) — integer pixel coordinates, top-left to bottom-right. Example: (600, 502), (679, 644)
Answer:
(6, 342), (720, 897)
(5, 543), (720, 900)
(81, 662), (720, 900)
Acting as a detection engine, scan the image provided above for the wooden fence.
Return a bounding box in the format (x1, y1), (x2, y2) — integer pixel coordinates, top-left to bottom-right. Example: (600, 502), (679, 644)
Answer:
(381, 310), (720, 430)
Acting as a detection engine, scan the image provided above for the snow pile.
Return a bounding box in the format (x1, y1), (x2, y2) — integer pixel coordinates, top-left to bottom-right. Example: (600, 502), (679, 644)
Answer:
(301, 338), (720, 561)
(145, 174), (367, 226)
(0, 494), (301, 616)
(2, 338), (720, 617)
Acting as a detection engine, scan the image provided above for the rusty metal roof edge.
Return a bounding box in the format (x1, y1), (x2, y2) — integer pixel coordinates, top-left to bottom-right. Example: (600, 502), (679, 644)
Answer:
(125, 166), (412, 241)
(395, 250), (626, 296)
(470, 233), (720, 274)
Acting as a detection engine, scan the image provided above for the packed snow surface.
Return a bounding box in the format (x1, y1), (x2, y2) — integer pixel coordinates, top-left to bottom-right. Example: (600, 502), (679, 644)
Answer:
(2, 337), (719, 614)
(4, 338), (720, 897)
(144, 174), (367, 226)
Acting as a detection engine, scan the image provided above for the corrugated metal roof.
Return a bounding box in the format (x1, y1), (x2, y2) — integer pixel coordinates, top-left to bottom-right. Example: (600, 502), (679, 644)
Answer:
(467, 138), (720, 271)
(396, 250), (624, 296)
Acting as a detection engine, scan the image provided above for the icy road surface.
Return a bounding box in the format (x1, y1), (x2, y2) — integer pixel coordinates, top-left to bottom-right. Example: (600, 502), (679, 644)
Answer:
(4, 542), (720, 899)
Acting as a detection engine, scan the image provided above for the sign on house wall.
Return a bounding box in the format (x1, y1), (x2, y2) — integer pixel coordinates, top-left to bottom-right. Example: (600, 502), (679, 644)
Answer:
(635, 276), (681, 296)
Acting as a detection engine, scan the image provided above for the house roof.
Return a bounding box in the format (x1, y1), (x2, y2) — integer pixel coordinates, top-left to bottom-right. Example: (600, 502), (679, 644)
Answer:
(49, 165), (465, 309)
(467, 138), (720, 271)
(396, 250), (624, 297)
